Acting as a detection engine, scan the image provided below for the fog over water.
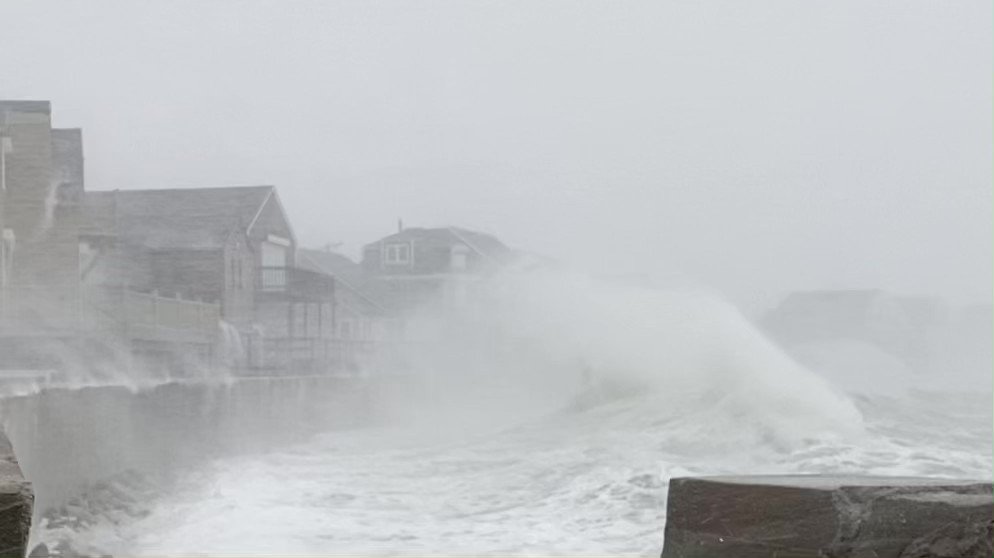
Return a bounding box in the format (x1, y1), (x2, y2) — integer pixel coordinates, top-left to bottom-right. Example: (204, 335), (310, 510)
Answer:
(0, 1), (991, 556)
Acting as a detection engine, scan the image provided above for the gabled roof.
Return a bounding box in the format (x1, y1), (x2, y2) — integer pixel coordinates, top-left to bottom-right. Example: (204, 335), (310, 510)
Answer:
(298, 248), (363, 283)
(447, 227), (512, 264)
(365, 226), (511, 262)
(298, 248), (386, 313)
(83, 186), (277, 249)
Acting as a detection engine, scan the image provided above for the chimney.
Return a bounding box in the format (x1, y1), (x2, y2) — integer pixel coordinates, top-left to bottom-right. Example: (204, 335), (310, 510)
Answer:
(397, 218), (404, 233)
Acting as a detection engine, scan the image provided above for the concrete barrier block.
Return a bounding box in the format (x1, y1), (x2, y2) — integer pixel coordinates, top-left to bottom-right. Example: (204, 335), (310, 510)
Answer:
(661, 475), (992, 558)
(0, 434), (32, 558)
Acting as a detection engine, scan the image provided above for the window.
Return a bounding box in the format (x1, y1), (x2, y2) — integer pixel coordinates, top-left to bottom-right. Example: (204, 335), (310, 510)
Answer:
(384, 243), (410, 265)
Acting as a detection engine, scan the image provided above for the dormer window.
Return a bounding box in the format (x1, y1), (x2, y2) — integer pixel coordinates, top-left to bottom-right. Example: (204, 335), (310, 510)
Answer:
(384, 243), (410, 265)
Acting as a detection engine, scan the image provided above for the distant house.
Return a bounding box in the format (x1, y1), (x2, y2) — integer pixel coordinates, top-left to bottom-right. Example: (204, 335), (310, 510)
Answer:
(360, 226), (511, 314)
(760, 289), (945, 373)
(82, 186), (336, 374)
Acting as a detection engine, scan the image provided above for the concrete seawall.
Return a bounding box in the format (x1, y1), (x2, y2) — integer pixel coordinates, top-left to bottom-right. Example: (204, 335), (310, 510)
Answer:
(661, 475), (994, 557)
(0, 376), (373, 517)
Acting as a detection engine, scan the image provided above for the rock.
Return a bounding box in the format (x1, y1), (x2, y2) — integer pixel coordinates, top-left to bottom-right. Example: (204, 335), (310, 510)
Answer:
(660, 475), (992, 558)
(27, 544), (48, 558)
(899, 517), (993, 558)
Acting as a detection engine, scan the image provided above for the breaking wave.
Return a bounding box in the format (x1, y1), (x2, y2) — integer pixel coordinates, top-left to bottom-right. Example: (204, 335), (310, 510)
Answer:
(390, 270), (865, 452)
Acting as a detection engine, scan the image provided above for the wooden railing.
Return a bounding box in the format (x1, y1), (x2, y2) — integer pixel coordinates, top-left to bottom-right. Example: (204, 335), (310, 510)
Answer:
(121, 290), (220, 342)
(258, 267), (288, 291)
(0, 286), (220, 345)
(82, 287), (220, 343)
(257, 266), (335, 301)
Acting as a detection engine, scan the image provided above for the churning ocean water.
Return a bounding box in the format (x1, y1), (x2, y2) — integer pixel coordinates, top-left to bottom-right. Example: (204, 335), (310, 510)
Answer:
(32, 278), (994, 556)
(42, 384), (991, 557)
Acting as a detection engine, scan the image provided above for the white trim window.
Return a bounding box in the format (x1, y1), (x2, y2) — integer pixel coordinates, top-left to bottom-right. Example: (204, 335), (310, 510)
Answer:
(384, 242), (411, 265)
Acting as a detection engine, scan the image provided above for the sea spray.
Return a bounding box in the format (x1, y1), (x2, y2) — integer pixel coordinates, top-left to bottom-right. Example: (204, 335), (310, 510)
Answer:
(17, 270), (990, 556)
(385, 268), (865, 451)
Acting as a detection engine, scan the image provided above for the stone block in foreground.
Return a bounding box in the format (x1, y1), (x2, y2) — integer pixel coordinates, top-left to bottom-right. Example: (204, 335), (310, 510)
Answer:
(661, 475), (992, 558)
(0, 433), (32, 558)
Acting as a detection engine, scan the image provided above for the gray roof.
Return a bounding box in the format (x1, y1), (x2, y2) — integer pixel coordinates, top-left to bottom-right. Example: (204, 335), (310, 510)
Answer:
(83, 186), (275, 249)
(298, 248), (363, 283)
(298, 248), (386, 314)
(0, 100), (51, 115)
(365, 226), (511, 262)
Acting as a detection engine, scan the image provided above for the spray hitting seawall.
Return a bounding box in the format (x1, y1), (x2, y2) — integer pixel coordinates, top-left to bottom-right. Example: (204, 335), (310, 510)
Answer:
(384, 269), (866, 452)
(11, 269), (991, 556)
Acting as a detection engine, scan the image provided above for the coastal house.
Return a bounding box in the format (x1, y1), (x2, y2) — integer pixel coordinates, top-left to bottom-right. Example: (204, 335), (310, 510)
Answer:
(0, 99), (355, 379)
(82, 185), (337, 375)
(360, 226), (511, 315)
(760, 289), (945, 373)
(0, 100), (222, 377)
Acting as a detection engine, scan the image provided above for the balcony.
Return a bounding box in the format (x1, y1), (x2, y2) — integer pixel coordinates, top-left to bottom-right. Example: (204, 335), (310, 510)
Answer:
(257, 266), (335, 302)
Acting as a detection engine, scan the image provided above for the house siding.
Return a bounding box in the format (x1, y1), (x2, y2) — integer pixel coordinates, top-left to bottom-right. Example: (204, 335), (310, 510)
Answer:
(0, 104), (81, 328)
(248, 193), (295, 264)
(222, 234), (255, 328)
(360, 228), (508, 316)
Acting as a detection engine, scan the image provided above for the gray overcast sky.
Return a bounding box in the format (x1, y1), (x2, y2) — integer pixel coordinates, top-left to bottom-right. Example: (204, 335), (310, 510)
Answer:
(2, 0), (990, 310)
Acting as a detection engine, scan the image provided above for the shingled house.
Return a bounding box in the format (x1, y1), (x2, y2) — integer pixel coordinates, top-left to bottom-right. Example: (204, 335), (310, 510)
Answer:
(361, 226), (511, 315)
(82, 186), (336, 374)
(0, 99), (348, 379)
(0, 101), (222, 378)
